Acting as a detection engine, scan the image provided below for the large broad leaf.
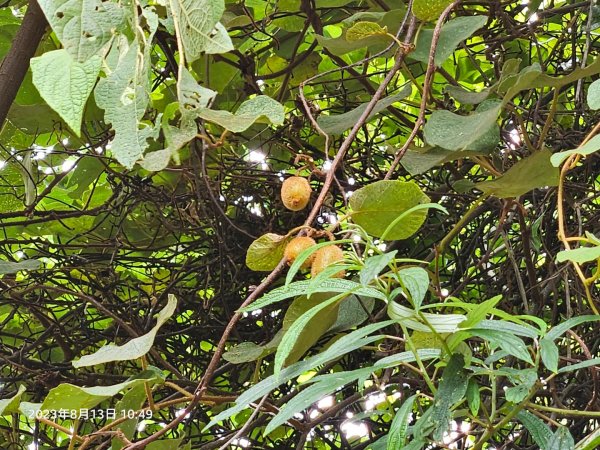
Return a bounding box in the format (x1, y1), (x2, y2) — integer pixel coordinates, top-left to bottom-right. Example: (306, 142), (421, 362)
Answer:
(551, 134), (600, 167)
(0, 385), (26, 416)
(196, 96), (284, 133)
(424, 103), (501, 152)
(39, 369), (162, 411)
(0, 259), (41, 274)
(72, 295), (177, 368)
(31, 50), (101, 136)
(411, 16), (487, 67)
(170, 0), (233, 62)
(349, 180), (431, 240)
(400, 146), (486, 175)
(588, 79), (600, 110)
(317, 85), (411, 135)
(246, 233), (289, 272)
(315, 33), (390, 56)
(557, 245), (600, 264)
(345, 21), (388, 41)
(95, 29), (158, 168)
(38, 0), (125, 62)
(411, 0), (454, 22)
(475, 149), (559, 198)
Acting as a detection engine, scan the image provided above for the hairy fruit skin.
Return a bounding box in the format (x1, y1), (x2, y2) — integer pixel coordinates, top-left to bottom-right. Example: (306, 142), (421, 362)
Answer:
(311, 245), (345, 278)
(281, 176), (312, 211)
(284, 236), (317, 268)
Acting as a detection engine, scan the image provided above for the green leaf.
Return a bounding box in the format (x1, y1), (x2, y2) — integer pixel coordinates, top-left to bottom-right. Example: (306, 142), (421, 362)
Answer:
(575, 425), (600, 450)
(550, 135), (600, 167)
(203, 321), (394, 431)
(548, 426), (575, 450)
(267, 349), (440, 437)
(387, 394), (416, 450)
(444, 85), (492, 105)
(558, 358), (600, 374)
(317, 86), (412, 135)
(346, 21), (388, 41)
(274, 293), (346, 374)
(466, 379), (480, 416)
(170, 0), (233, 62)
(505, 368), (537, 403)
(424, 103), (501, 152)
(360, 251), (397, 285)
(0, 385), (26, 416)
(0, 259), (41, 274)
(146, 438), (188, 450)
(95, 40), (155, 168)
(223, 341), (272, 364)
(556, 245), (600, 264)
(459, 295), (503, 329)
(349, 180), (431, 240)
(72, 295), (178, 368)
(388, 302), (466, 333)
(397, 267), (429, 310)
(540, 338), (559, 373)
(246, 233), (289, 271)
(430, 354), (468, 441)
(328, 294), (375, 333)
(265, 369), (365, 435)
(40, 371), (162, 411)
(240, 279), (386, 313)
(587, 79), (600, 110)
(411, 0), (454, 22)
(281, 293), (342, 365)
(517, 410), (553, 449)
(196, 95), (284, 132)
(400, 146), (487, 175)
(315, 33), (390, 56)
(178, 67), (217, 111)
(38, 0), (126, 62)
(30, 50), (101, 136)
(411, 16), (487, 67)
(545, 315), (600, 341)
(476, 149), (559, 198)
(111, 384), (147, 450)
(470, 329), (533, 364)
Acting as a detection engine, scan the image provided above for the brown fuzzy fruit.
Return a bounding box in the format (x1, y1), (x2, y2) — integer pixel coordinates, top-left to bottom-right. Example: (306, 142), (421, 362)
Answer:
(284, 236), (317, 268)
(281, 176), (311, 211)
(311, 245), (345, 278)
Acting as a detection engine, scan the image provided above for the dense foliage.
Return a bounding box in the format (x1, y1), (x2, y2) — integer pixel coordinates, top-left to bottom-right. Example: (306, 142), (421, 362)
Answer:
(1, 0), (600, 449)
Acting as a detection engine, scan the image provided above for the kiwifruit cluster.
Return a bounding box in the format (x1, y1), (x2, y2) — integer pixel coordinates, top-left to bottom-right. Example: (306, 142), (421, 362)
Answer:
(284, 237), (345, 279)
(280, 176), (345, 278)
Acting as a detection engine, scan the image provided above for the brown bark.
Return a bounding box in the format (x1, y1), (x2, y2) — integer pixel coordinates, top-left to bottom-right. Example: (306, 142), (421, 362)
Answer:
(0, 0), (48, 128)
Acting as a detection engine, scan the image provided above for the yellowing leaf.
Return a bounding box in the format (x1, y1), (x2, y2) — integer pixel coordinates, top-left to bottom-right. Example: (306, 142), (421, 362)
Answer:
(246, 233), (289, 272)
(346, 21), (388, 42)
